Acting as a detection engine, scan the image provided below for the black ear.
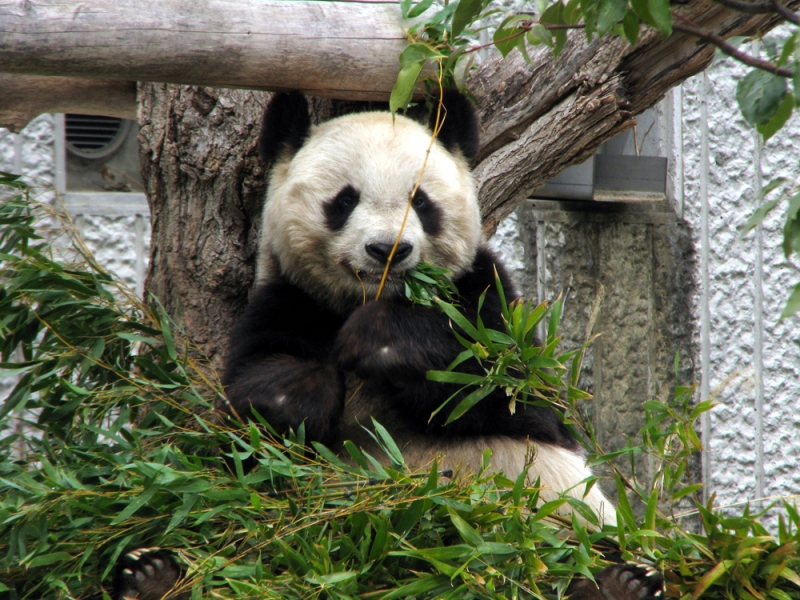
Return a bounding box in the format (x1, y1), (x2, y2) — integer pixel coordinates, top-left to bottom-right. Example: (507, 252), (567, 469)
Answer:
(260, 92), (311, 164)
(429, 89), (480, 161)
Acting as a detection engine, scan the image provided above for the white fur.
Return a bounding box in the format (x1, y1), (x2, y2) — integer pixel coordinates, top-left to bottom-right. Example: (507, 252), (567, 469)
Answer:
(343, 417), (616, 526)
(257, 112), (482, 313)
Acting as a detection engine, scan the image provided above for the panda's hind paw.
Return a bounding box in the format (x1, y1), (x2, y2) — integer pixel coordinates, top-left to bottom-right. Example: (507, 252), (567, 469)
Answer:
(113, 547), (187, 600)
(568, 563), (664, 600)
(595, 563), (664, 600)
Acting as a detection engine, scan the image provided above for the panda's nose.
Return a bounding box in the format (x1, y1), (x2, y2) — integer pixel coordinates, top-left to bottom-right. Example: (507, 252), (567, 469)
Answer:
(365, 241), (413, 265)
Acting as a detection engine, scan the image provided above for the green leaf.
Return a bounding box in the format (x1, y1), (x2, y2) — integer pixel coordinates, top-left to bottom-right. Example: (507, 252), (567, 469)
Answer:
(493, 25), (525, 58)
(390, 61), (424, 116)
(737, 69), (788, 126)
(647, 0), (672, 36)
(407, 0), (435, 19)
(448, 509), (484, 546)
(742, 198), (781, 234)
(547, 295), (563, 340)
(622, 10), (640, 45)
(596, 0), (627, 35)
(426, 370), (486, 385)
(28, 552), (72, 567)
(155, 303), (177, 360)
(776, 32), (797, 67)
(783, 192), (800, 258)
(111, 487), (158, 525)
(757, 91), (794, 141)
(445, 384), (494, 424)
(380, 574), (451, 599)
(434, 297), (482, 341)
(780, 282), (800, 319)
(531, 497), (569, 521)
(794, 41), (800, 104)
(452, 0), (483, 38)
(371, 418), (405, 465)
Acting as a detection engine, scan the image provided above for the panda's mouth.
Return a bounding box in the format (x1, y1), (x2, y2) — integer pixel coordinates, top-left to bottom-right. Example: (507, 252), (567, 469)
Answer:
(350, 268), (405, 284)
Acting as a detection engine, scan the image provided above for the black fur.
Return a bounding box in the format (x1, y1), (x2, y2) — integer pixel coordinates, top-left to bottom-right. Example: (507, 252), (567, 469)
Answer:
(259, 91), (311, 164)
(222, 280), (346, 446)
(223, 247), (576, 450)
(324, 185), (361, 231)
(411, 189), (442, 235)
(113, 548), (187, 600)
(430, 88), (480, 161)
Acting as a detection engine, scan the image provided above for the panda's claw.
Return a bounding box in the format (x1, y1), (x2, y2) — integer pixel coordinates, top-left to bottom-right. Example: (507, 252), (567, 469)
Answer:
(113, 547), (187, 600)
(568, 563), (665, 600)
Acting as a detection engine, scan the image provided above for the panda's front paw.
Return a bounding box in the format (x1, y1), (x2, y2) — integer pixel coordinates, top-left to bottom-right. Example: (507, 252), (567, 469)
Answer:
(335, 301), (431, 381)
(568, 563), (664, 600)
(113, 548), (187, 600)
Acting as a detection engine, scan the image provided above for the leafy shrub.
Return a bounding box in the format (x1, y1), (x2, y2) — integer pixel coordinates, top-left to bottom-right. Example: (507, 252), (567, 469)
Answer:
(1, 174), (799, 599)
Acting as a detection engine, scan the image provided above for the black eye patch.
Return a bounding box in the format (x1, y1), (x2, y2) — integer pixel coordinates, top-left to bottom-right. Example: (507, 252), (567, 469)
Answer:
(324, 185), (360, 231)
(411, 189), (442, 235)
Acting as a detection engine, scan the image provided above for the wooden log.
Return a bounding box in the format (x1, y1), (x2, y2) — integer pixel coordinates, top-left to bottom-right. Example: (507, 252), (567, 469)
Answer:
(0, 0), (408, 100)
(0, 75), (136, 132)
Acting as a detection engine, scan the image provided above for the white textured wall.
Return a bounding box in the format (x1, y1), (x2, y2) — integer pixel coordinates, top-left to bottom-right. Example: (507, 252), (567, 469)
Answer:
(677, 50), (800, 508)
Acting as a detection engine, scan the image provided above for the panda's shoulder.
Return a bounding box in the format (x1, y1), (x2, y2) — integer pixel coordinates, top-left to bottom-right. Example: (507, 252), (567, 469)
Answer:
(453, 245), (518, 301)
(225, 277), (343, 366)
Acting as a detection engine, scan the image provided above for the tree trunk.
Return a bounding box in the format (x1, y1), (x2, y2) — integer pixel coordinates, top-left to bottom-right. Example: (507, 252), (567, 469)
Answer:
(138, 85), (268, 368)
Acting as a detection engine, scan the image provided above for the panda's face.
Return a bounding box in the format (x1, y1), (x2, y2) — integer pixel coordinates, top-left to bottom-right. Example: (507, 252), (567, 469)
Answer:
(262, 112), (482, 312)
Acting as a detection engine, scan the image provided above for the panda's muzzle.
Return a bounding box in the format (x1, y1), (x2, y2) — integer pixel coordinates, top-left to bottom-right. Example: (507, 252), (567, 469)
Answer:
(365, 241), (413, 266)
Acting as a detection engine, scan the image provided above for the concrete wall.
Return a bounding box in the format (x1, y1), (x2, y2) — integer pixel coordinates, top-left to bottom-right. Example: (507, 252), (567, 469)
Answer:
(492, 194), (698, 497)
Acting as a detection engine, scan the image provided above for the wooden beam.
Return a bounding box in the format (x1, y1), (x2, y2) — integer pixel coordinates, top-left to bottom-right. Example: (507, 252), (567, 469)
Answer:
(0, 0), (408, 100)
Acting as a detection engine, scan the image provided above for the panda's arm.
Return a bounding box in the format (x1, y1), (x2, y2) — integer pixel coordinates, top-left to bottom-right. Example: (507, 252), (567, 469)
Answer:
(222, 280), (346, 447)
(335, 247), (578, 448)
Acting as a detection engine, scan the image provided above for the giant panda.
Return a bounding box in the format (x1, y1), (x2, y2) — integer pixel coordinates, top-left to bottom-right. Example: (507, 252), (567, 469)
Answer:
(112, 91), (664, 600)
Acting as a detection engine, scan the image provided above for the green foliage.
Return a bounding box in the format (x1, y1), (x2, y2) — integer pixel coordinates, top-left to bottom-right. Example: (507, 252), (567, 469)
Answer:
(2, 182), (800, 599)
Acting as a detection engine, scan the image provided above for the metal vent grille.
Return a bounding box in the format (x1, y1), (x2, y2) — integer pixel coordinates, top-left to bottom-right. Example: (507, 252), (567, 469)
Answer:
(65, 114), (131, 160)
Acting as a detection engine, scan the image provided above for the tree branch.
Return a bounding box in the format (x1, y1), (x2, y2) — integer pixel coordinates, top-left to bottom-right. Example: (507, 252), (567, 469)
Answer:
(0, 0), (408, 102)
(712, 0), (800, 22)
(772, 0), (800, 24)
(672, 15), (793, 77)
(468, 0), (799, 226)
(713, 0), (777, 13)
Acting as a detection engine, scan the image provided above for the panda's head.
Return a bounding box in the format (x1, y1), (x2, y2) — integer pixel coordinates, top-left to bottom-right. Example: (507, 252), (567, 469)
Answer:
(257, 91), (482, 313)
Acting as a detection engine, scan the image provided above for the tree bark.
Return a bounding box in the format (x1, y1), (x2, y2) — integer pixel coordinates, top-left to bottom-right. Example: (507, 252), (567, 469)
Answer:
(138, 85), (267, 368)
